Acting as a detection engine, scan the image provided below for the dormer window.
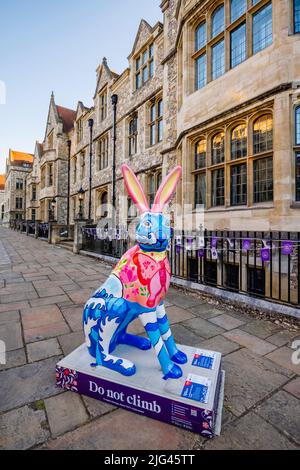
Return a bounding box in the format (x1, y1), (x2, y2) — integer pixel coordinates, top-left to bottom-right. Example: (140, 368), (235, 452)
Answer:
(135, 43), (154, 90)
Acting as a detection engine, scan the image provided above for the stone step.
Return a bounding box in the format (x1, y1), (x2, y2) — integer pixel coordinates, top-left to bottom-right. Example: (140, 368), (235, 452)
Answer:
(58, 241), (74, 252)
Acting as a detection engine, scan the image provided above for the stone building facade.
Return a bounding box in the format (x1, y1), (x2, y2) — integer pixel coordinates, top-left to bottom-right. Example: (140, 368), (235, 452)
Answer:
(4, 0), (300, 234)
(3, 150), (33, 226)
(0, 175), (5, 223)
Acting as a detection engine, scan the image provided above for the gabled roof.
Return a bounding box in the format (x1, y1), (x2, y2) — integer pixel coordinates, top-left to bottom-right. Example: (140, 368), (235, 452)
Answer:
(9, 150), (33, 164)
(56, 105), (76, 133)
(94, 57), (119, 98)
(0, 174), (5, 190)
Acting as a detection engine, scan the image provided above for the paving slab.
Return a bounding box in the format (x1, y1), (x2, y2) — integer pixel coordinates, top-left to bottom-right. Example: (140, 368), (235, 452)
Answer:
(29, 295), (70, 308)
(241, 320), (283, 340)
(61, 306), (84, 332)
(284, 377), (300, 400)
(165, 291), (204, 309)
(266, 346), (300, 375)
(27, 338), (62, 363)
(0, 348), (27, 371)
(45, 392), (89, 438)
(58, 331), (85, 356)
(204, 412), (297, 450)
(267, 329), (299, 347)
(39, 408), (197, 450)
(82, 396), (117, 419)
(255, 391), (300, 445)
(171, 324), (204, 347)
(182, 317), (225, 339)
(198, 335), (241, 356)
(222, 349), (294, 417)
(186, 304), (222, 319)
(0, 405), (50, 450)
(209, 314), (246, 331)
(0, 322), (23, 351)
(0, 310), (19, 325)
(224, 329), (277, 356)
(68, 290), (93, 305)
(0, 356), (63, 412)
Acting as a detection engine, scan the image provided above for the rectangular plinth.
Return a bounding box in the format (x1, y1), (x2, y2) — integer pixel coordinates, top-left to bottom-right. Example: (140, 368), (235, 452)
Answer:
(56, 344), (225, 438)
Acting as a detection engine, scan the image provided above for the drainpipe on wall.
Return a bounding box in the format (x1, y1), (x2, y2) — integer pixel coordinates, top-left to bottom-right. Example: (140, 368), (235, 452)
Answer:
(67, 140), (71, 226)
(88, 118), (94, 223)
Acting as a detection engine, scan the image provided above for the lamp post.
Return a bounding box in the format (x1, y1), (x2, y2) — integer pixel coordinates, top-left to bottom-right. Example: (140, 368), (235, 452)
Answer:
(78, 187), (85, 221)
(67, 140), (71, 226)
(88, 118), (94, 222)
(111, 94), (118, 232)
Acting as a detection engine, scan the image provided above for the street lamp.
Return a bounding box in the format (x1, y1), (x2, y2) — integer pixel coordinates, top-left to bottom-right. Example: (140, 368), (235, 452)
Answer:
(111, 94), (118, 229)
(88, 118), (94, 222)
(78, 187), (85, 220)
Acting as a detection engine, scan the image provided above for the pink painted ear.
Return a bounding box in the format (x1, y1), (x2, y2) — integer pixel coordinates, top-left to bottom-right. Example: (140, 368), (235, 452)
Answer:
(122, 164), (150, 214)
(152, 166), (182, 213)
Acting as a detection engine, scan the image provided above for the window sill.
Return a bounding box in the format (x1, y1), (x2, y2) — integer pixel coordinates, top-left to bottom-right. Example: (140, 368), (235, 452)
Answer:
(290, 202), (300, 209)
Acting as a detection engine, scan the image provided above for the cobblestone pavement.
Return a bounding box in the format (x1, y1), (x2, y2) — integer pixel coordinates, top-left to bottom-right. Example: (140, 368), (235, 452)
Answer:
(0, 227), (299, 450)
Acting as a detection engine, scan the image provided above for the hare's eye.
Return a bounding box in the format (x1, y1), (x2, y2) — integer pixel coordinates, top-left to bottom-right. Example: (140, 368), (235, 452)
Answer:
(143, 221), (152, 229)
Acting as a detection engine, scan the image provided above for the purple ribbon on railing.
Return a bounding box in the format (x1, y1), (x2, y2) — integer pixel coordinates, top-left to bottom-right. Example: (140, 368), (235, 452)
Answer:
(243, 239), (251, 251)
(261, 248), (271, 262)
(282, 241), (293, 256)
(198, 249), (205, 258)
(211, 237), (218, 248)
(176, 245), (182, 254)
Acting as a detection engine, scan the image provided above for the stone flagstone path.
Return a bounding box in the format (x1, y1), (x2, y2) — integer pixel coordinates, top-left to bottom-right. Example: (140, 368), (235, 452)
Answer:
(0, 227), (299, 450)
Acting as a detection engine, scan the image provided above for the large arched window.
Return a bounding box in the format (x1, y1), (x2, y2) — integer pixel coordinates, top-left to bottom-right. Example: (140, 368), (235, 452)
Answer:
(296, 106), (300, 145)
(253, 115), (273, 154)
(294, 0), (300, 33)
(195, 139), (206, 169)
(99, 191), (108, 218)
(195, 22), (206, 51)
(231, 124), (247, 159)
(211, 4), (225, 39)
(212, 132), (225, 164)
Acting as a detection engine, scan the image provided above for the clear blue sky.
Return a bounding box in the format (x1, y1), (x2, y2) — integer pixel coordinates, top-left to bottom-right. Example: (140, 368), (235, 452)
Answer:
(0, 0), (162, 173)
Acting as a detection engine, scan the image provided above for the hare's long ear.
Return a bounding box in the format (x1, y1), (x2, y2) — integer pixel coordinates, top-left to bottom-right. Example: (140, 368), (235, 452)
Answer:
(122, 164), (150, 214)
(152, 166), (182, 213)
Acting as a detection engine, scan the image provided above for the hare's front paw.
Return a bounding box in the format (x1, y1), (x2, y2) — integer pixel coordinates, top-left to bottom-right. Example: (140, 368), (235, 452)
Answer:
(163, 364), (182, 380)
(171, 350), (188, 365)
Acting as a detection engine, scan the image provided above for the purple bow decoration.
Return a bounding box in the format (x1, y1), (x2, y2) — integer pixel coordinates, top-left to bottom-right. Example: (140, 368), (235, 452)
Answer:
(261, 248), (271, 262)
(198, 249), (205, 258)
(243, 239), (251, 251)
(211, 237), (218, 248)
(282, 241), (293, 256)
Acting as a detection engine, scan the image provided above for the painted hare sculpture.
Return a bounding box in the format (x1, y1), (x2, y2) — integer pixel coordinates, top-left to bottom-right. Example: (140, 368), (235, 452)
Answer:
(82, 164), (187, 380)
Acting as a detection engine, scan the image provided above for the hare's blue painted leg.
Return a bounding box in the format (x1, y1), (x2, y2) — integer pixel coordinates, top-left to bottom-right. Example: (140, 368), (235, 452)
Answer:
(138, 310), (182, 380)
(118, 332), (151, 350)
(157, 302), (188, 365)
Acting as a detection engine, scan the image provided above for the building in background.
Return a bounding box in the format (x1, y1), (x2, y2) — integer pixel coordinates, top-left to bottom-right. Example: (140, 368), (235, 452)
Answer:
(3, 150), (33, 226)
(0, 175), (5, 224)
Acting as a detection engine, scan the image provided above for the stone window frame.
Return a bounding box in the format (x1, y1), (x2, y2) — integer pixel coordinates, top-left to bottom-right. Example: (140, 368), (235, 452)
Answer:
(47, 130), (54, 150)
(147, 95), (163, 148)
(128, 114), (139, 157)
(77, 118), (83, 143)
(97, 133), (109, 171)
(188, 0), (273, 95)
(147, 169), (162, 207)
(99, 88), (108, 122)
(48, 163), (54, 187)
(293, 0), (300, 33)
(16, 177), (24, 191)
(95, 188), (109, 220)
(40, 165), (46, 189)
(134, 42), (154, 91)
(15, 196), (23, 210)
(294, 103), (300, 201)
(189, 106), (273, 210)
(80, 151), (86, 179)
(72, 157), (77, 184)
(32, 184), (37, 201)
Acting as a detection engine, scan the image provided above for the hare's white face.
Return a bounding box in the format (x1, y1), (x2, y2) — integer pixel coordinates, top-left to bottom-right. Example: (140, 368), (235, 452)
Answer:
(136, 212), (172, 252)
